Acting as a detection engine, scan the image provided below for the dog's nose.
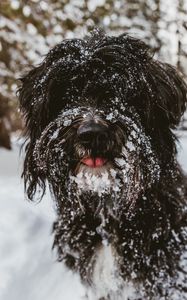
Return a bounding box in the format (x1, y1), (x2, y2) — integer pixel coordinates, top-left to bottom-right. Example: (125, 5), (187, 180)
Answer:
(78, 120), (107, 136)
(77, 120), (108, 143)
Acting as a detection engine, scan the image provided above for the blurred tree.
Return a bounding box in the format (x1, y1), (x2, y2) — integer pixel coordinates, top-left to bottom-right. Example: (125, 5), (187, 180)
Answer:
(0, 0), (187, 148)
(176, 0), (187, 74)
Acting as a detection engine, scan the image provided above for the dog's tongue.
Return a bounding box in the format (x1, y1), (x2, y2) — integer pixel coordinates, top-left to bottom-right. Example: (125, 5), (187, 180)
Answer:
(82, 157), (106, 168)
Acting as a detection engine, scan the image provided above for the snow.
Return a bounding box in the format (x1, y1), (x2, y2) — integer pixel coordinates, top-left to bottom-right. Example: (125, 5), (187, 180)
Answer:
(0, 131), (187, 300)
(70, 167), (121, 196)
(90, 244), (137, 300)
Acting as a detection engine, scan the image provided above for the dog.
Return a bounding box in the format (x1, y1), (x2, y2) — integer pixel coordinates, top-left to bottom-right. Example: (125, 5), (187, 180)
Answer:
(18, 29), (187, 299)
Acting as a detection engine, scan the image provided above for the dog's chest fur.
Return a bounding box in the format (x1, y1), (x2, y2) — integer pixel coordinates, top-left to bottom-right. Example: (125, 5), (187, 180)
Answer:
(87, 239), (187, 300)
(89, 244), (137, 300)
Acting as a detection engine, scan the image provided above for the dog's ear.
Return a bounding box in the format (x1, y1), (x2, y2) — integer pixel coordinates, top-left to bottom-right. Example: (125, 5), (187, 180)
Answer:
(18, 63), (47, 201)
(148, 61), (187, 128)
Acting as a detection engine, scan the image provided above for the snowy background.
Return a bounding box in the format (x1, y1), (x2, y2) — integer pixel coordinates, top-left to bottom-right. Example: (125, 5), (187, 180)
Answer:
(0, 131), (187, 300)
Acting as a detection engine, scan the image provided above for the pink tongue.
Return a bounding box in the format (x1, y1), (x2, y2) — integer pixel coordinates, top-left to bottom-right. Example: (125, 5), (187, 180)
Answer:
(82, 157), (106, 168)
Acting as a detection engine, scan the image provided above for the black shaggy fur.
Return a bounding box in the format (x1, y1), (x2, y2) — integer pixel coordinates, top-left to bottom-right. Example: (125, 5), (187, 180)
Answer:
(18, 30), (187, 299)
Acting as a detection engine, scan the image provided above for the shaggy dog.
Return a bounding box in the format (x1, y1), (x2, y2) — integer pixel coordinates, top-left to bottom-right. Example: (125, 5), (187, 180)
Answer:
(18, 30), (187, 299)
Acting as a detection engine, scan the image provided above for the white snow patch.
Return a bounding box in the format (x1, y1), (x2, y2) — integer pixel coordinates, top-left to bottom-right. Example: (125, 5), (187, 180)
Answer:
(70, 166), (121, 196)
(89, 244), (136, 300)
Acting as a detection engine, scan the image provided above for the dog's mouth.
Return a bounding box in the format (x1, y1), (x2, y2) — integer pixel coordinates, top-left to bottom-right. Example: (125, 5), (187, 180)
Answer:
(73, 154), (113, 176)
(81, 157), (107, 168)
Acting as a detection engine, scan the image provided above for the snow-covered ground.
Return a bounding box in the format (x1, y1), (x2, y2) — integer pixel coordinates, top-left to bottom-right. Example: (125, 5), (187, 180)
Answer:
(0, 132), (187, 300)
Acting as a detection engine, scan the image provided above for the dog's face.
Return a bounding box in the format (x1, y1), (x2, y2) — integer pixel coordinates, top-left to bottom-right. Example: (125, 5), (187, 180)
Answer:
(19, 30), (187, 216)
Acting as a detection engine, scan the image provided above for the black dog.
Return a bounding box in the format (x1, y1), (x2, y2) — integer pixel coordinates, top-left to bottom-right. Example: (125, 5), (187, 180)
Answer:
(19, 30), (187, 299)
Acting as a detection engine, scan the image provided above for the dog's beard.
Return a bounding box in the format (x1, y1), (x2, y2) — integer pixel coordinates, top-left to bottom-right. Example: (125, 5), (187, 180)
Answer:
(67, 145), (142, 217)
(33, 106), (160, 217)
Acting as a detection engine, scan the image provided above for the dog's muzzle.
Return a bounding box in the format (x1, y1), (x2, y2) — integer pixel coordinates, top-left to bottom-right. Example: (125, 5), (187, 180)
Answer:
(77, 118), (109, 168)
